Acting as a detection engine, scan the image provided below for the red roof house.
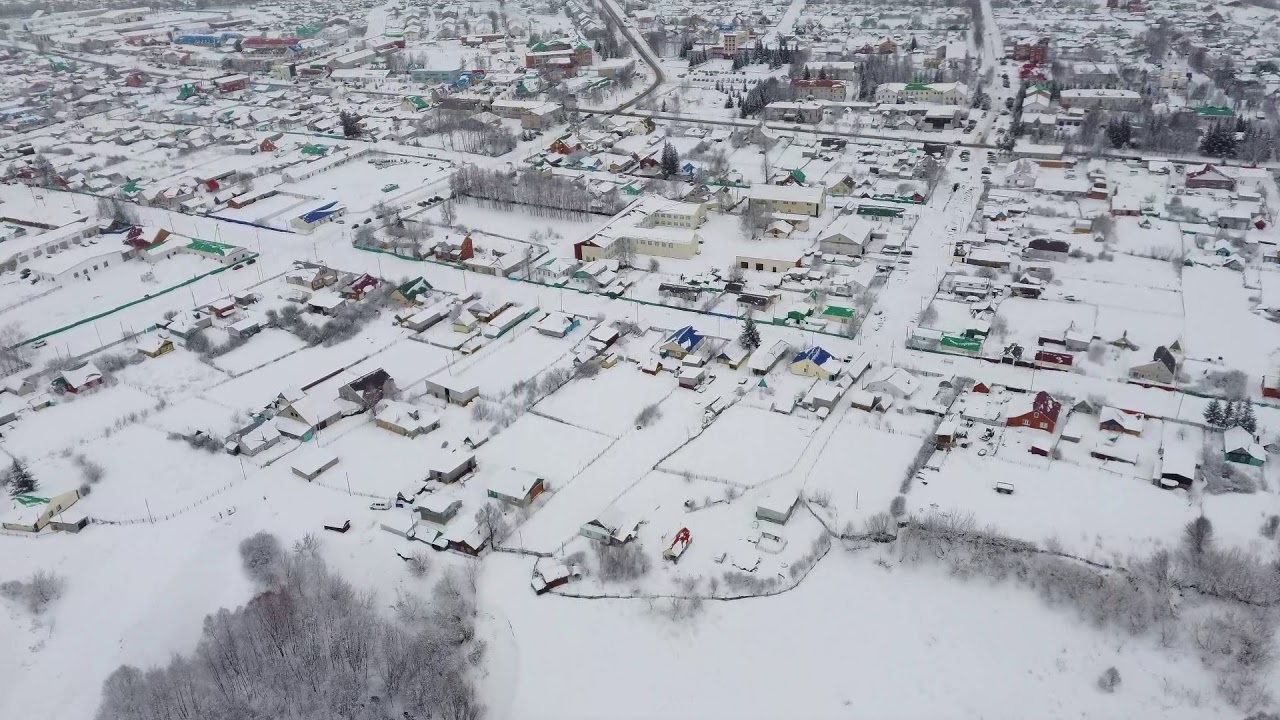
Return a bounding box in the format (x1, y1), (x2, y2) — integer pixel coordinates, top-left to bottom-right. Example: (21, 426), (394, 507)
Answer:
(1006, 390), (1062, 433)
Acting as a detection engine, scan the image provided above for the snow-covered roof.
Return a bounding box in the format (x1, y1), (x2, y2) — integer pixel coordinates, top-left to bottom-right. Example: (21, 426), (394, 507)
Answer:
(488, 468), (542, 499)
(59, 362), (102, 389)
(291, 448), (338, 476)
(1099, 406), (1143, 433)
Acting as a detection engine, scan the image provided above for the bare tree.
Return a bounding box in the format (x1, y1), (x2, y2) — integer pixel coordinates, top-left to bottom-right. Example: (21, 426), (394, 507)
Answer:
(475, 502), (510, 545)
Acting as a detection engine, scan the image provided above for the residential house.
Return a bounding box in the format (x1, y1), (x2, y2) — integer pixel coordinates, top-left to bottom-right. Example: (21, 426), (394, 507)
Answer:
(1185, 164), (1236, 192)
(865, 366), (919, 398)
(237, 422), (281, 456)
(748, 340), (790, 375)
(275, 393), (350, 438)
(1098, 406), (1143, 435)
(1005, 391), (1062, 433)
(416, 495), (463, 524)
(580, 507), (641, 544)
(136, 335), (174, 358)
(660, 325), (706, 359)
(391, 276), (433, 305)
(1128, 346), (1177, 386)
(790, 346), (842, 380)
(487, 468), (546, 507)
(55, 362), (104, 394)
(1224, 426), (1265, 466)
(374, 401), (440, 438)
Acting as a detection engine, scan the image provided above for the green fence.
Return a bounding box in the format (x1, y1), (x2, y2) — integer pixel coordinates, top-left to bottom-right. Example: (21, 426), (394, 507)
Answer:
(17, 254), (257, 347)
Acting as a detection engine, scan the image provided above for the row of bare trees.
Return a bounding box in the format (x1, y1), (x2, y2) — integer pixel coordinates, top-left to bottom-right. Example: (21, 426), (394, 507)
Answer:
(96, 534), (482, 720)
(450, 165), (627, 217)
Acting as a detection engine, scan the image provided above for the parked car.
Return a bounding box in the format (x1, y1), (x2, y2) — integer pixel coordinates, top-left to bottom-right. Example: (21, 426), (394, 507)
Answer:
(369, 499), (393, 511)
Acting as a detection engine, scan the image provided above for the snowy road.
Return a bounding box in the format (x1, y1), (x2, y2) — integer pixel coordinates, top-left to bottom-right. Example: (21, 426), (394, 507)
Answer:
(767, 0), (808, 44)
(858, 158), (983, 354)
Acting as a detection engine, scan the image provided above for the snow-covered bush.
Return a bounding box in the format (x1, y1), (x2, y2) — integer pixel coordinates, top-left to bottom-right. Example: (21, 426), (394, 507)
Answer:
(634, 402), (662, 428)
(889, 495), (907, 518)
(238, 531), (284, 587)
(1096, 667), (1121, 693)
(406, 551), (431, 578)
(593, 541), (650, 582)
(863, 512), (896, 542)
(0, 570), (64, 615)
(1261, 515), (1280, 540)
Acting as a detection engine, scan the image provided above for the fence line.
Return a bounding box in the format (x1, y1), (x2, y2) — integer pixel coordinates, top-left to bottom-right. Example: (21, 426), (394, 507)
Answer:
(17, 253), (257, 347)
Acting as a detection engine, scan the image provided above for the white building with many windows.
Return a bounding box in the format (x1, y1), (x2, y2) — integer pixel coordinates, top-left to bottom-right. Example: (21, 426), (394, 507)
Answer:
(874, 82), (969, 105)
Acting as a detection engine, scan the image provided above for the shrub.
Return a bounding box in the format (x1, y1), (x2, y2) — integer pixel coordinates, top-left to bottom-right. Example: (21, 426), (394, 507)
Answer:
(1184, 516), (1214, 556)
(593, 541), (650, 582)
(574, 359), (601, 378)
(406, 551), (431, 578)
(238, 532), (284, 586)
(808, 489), (831, 508)
(1097, 666), (1121, 693)
(1261, 515), (1280, 540)
(0, 570), (65, 614)
(889, 495), (906, 517)
(635, 402), (662, 428)
(863, 512), (896, 542)
(74, 454), (105, 484)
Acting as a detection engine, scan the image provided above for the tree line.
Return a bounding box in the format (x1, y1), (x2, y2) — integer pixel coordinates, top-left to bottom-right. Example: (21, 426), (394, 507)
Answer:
(96, 533), (483, 720)
(450, 165), (627, 217)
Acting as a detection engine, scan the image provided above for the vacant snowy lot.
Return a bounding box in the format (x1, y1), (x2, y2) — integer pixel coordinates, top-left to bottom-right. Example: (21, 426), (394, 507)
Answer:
(663, 404), (819, 487)
(5, 384), (160, 460)
(911, 453), (1197, 562)
(478, 412), (614, 482)
(804, 417), (925, 528)
(534, 366), (672, 437)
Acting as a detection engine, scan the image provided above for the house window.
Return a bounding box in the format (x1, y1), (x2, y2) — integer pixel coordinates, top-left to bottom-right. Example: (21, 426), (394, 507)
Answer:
(74, 272), (79, 278)
(740, 261), (748, 269)
(756, 263), (764, 271)
(1039, 422), (1048, 429)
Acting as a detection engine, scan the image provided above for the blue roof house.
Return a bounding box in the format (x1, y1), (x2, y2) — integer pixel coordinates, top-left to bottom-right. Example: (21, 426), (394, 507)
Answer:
(660, 325), (705, 358)
(790, 346), (842, 380)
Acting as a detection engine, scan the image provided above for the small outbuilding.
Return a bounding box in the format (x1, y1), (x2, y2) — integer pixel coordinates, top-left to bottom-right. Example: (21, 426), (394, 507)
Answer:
(756, 487), (800, 524)
(428, 451), (477, 483)
(291, 449), (339, 481)
(136, 335), (175, 358)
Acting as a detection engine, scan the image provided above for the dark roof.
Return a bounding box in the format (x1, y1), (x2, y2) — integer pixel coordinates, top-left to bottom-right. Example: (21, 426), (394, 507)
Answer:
(1153, 345), (1176, 372)
(1032, 391), (1062, 422)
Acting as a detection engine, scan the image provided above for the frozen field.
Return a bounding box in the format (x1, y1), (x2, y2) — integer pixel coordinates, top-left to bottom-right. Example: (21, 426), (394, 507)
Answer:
(479, 551), (1247, 720)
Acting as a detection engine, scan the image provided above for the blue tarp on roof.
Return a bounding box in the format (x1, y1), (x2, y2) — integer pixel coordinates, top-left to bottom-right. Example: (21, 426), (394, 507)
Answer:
(793, 346), (834, 366)
(299, 201), (342, 224)
(666, 325), (704, 351)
